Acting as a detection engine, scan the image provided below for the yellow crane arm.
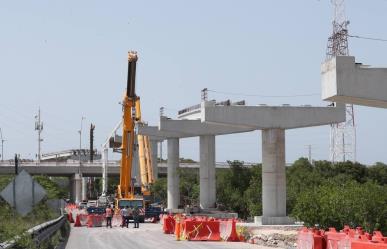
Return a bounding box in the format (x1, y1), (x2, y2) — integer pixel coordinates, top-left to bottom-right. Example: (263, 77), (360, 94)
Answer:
(118, 51), (138, 199)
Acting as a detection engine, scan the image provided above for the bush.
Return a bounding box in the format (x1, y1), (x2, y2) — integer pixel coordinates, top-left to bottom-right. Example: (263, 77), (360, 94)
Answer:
(292, 179), (387, 233)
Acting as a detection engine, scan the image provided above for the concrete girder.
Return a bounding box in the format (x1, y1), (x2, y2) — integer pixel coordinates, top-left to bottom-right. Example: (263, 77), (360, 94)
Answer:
(137, 125), (186, 138)
(160, 116), (255, 136)
(201, 102), (345, 129)
(322, 56), (387, 108)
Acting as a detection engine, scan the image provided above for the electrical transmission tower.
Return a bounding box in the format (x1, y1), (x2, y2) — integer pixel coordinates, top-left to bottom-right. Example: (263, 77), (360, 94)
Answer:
(326, 0), (356, 163)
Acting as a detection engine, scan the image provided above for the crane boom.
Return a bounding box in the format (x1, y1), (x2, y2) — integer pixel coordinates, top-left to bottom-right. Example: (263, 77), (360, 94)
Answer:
(115, 51), (157, 222)
(118, 51), (139, 199)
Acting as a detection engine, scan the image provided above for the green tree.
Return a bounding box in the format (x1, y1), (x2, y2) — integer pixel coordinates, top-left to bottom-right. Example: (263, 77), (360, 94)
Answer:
(178, 168), (199, 207)
(244, 165), (262, 216)
(367, 162), (387, 185)
(150, 178), (167, 205)
(292, 179), (387, 233)
(216, 161), (254, 219)
(33, 175), (67, 199)
(287, 158), (322, 212)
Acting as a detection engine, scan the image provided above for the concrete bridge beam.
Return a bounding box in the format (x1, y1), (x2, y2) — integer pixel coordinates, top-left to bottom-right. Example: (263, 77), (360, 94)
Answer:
(322, 56), (387, 108)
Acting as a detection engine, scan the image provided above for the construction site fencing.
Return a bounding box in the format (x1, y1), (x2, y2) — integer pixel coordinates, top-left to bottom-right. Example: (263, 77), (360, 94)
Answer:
(182, 218), (221, 241)
(297, 226), (387, 249)
(71, 210), (129, 228)
(161, 215), (241, 242)
(86, 214), (106, 227)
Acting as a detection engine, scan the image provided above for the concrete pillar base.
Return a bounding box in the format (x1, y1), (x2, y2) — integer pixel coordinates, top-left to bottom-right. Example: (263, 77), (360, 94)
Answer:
(255, 216), (295, 225)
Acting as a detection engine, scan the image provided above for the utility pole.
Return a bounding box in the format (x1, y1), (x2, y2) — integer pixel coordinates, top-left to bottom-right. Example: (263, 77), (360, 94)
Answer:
(14, 154), (19, 175)
(326, 0), (356, 163)
(90, 124), (95, 162)
(0, 128), (5, 162)
(79, 116), (86, 201)
(89, 123), (95, 199)
(201, 88), (208, 101)
(34, 108), (43, 164)
(78, 117), (86, 171)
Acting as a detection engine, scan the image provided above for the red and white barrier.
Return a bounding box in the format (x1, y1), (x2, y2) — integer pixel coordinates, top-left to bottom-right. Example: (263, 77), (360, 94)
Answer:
(297, 226), (387, 249)
(182, 218), (221, 241)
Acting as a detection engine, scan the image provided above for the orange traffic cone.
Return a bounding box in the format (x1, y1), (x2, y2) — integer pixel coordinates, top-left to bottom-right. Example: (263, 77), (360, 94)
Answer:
(74, 214), (82, 227)
(68, 212), (74, 223)
(227, 219), (239, 242)
(175, 215), (181, 241)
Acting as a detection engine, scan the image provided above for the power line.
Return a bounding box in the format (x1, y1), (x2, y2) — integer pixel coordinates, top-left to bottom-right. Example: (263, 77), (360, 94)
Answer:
(348, 34), (387, 42)
(207, 89), (319, 98)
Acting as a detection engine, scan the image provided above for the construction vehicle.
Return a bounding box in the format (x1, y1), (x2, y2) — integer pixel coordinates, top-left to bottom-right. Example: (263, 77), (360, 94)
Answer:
(114, 51), (158, 222)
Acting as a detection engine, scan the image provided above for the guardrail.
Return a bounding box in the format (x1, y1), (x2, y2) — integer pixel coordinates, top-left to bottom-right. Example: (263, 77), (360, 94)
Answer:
(0, 161), (264, 168)
(0, 215), (67, 249)
(0, 161), (119, 167)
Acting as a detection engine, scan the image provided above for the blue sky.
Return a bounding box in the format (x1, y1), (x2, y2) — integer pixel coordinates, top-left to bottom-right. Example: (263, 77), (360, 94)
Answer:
(1, 0), (387, 164)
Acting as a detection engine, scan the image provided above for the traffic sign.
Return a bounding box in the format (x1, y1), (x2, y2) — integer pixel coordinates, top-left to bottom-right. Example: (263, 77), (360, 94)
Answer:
(0, 170), (47, 216)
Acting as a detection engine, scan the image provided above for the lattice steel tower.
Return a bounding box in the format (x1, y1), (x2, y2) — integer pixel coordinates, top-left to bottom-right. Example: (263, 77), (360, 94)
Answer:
(326, 0), (356, 163)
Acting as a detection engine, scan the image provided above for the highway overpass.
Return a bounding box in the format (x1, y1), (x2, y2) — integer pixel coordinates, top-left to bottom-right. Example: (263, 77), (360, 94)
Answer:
(0, 161), (260, 177)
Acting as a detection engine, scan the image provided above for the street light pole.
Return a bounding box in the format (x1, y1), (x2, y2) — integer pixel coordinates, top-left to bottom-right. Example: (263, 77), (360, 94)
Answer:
(78, 117), (86, 173)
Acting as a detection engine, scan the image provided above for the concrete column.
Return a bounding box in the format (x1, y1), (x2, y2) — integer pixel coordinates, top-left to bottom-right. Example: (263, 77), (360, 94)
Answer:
(72, 173), (82, 204)
(150, 140), (158, 180)
(167, 138), (180, 209)
(102, 148), (108, 194)
(82, 177), (87, 201)
(262, 129), (286, 218)
(199, 135), (216, 209)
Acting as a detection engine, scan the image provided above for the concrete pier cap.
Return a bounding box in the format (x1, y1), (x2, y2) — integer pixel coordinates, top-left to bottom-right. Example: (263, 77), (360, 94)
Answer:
(321, 56), (387, 108)
(180, 100), (345, 225)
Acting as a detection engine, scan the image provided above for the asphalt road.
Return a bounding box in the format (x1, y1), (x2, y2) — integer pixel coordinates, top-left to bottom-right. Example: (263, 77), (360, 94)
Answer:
(65, 223), (272, 249)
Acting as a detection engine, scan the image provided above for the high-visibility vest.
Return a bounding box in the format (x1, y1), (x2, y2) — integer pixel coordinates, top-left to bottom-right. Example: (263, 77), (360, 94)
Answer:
(106, 208), (113, 217)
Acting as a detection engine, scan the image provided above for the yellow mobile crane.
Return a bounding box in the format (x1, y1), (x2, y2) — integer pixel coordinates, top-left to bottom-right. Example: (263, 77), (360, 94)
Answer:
(115, 51), (156, 222)
(138, 133), (155, 196)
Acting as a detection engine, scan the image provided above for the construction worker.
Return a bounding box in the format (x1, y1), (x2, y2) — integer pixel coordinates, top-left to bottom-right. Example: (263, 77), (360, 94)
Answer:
(105, 205), (113, 228)
(121, 206), (130, 228)
(132, 206), (140, 228)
